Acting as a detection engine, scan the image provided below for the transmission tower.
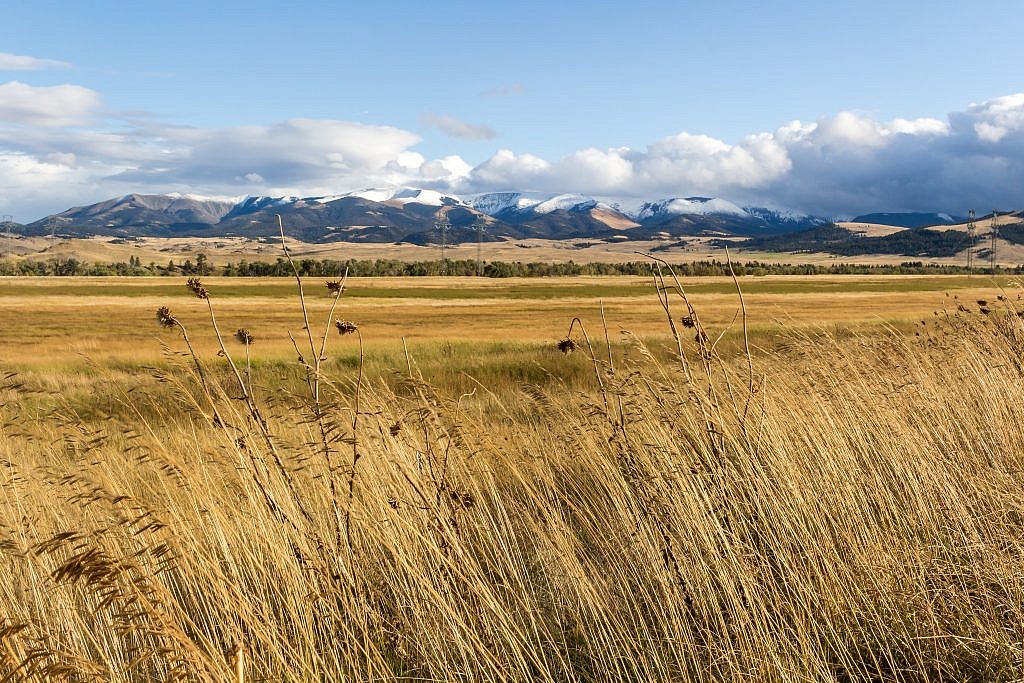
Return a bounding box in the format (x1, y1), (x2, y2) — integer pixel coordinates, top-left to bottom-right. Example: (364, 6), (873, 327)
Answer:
(1, 215), (12, 260)
(990, 209), (999, 272)
(437, 218), (449, 275)
(966, 209), (976, 274)
(476, 221), (486, 276)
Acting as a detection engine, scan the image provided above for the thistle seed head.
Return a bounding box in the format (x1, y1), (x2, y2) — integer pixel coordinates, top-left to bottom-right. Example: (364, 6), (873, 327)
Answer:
(326, 280), (344, 295)
(155, 306), (177, 328)
(186, 277), (209, 299)
(557, 338), (580, 354)
(335, 320), (358, 335)
(235, 328), (254, 345)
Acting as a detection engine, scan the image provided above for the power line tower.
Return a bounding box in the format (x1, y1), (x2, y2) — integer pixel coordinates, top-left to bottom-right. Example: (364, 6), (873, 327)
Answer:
(1, 215), (12, 260)
(437, 217), (449, 275)
(966, 209), (976, 274)
(476, 221), (486, 276)
(990, 209), (999, 272)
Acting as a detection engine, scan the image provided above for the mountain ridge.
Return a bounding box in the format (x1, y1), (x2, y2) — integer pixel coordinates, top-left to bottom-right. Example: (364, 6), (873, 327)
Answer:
(18, 188), (992, 245)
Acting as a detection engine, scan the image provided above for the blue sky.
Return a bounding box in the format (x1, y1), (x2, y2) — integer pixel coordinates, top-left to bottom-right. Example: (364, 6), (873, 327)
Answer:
(1, 0), (1023, 220)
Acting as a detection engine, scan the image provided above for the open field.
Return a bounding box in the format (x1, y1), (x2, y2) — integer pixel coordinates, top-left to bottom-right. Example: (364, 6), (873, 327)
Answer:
(5, 273), (1024, 681)
(11, 231), (1024, 268)
(1, 274), (1019, 372)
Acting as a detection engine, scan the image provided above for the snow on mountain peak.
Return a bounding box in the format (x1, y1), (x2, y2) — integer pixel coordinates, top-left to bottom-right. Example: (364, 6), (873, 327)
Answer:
(389, 188), (464, 207)
(339, 188), (397, 203)
(634, 197), (748, 221)
(467, 192), (541, 215)
(532, 194), (598, 214)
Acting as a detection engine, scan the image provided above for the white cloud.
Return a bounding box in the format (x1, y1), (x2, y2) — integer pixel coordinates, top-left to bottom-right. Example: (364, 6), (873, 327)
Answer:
(0, 151), (111, 219)
(887, 117), (949, 136)
(417, 155), (473, 181)
(0, 81), (101, 127)
(3, 81), (1024, 221)
(965, 93), (1024, 142)
(444, 94), (1024, 216)
(0, 53), (71, 71)
(465, 149), (551, 190)
(422, 114), (497, 140)
(105, 118), (423, 188)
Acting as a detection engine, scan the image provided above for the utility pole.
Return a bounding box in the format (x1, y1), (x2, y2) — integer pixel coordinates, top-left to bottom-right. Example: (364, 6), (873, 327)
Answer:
(990, 209), (998, 272)
(966, 209), (976, 275)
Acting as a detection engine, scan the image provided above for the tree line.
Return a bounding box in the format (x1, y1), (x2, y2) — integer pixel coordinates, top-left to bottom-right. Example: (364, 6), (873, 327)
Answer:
(0, 254), (1020, 277)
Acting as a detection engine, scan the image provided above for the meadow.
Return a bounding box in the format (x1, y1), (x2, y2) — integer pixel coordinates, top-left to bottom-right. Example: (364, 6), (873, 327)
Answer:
(3, 270), (1024, 681)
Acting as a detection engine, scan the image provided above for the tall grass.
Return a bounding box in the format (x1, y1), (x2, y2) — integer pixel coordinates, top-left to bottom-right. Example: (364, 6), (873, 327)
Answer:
(2, 269), (1024, 681)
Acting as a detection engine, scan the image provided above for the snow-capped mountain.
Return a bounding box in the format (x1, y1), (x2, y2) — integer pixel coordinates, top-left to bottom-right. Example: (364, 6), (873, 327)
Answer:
(328, 187), (465, 207)
(628, 197), (748, 223)
(742, 207), (832, 231)
(388, 188), (465, 207)
(23, 187), (836, 242)
(466, 192), (542, 217)
(223, 195), (301, 220)
(531, 194), (600, 214)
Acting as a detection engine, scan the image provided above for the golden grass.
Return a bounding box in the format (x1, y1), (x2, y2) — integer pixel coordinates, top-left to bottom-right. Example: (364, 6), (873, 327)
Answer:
(8, 231), (1015, 267)
(3, 272), (1024, 680)
(0, 274), (1012, 371)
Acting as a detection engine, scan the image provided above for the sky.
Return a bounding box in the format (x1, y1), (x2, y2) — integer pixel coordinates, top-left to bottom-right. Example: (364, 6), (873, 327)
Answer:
(1, 0), (1023, 221)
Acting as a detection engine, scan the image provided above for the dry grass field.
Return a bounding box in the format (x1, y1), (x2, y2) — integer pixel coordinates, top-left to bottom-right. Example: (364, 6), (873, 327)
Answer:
(0, 274), (1012, 369)
(3, 271), (1024, 681)
(10, 230), (1021, 268)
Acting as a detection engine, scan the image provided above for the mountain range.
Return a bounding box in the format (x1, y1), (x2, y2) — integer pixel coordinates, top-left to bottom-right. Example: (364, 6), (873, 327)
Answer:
(12, 190), (1011, 255)
(17, 189), (835, 244)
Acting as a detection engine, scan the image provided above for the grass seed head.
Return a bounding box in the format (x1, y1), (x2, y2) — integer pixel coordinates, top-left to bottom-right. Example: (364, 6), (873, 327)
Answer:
(155, 306), (177, 328)
(557, 338), (580, 354)
(336, 320), (358, 335)
(186, 277), (209, 299)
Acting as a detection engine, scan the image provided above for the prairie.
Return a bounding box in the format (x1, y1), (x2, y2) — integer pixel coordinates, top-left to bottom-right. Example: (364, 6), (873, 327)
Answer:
(0, 274), (1013, 371)
(9, 231), (1024, 268)
(2, 271), (1024, 681)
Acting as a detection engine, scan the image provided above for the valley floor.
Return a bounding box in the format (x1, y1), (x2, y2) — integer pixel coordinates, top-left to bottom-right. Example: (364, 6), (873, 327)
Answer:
(10, 232), (1024, 268)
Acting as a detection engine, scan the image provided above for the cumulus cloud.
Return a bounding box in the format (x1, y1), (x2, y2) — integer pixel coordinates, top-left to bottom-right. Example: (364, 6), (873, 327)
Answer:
(0, 92), (470, 218)
(962, 93), (1024, 143)
(3, 80), (1024, 220)
(437, 93), (1024, 217)
(0, 81), (101, 127)
(0, 53), (71, 71)
(422, 114), (497, 140)
(442, 131), (792, 199)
